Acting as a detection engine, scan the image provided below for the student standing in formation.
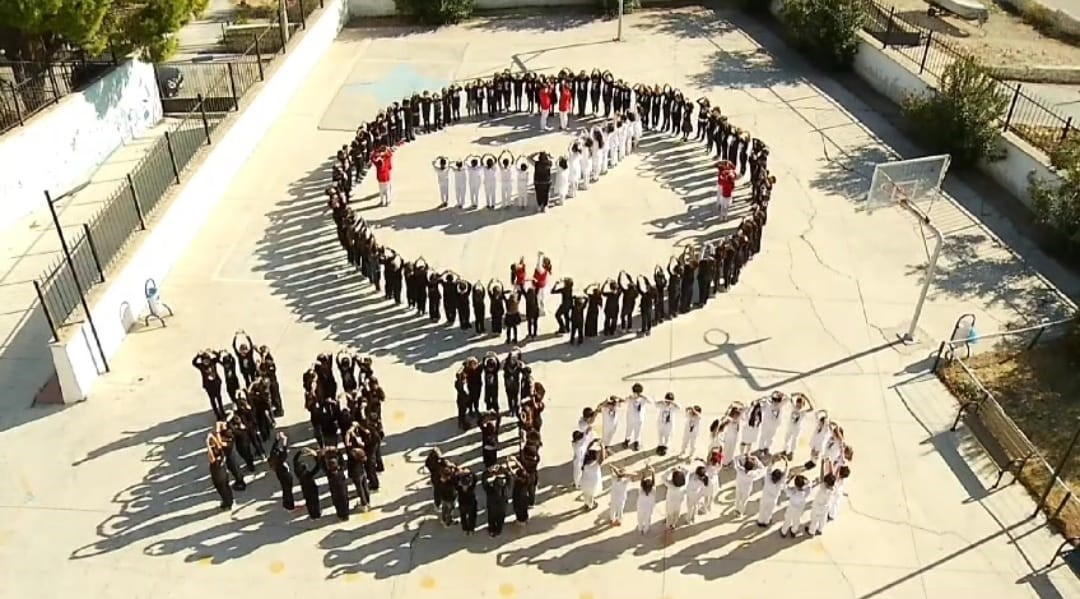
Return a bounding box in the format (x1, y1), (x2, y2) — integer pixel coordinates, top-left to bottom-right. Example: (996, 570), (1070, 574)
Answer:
(608, 465), (630, 526)
(665, 465), (688, 530)
(433, 157), (450, 207)
(782, 392), (814, 460)
(623, 383), (651, 451)
(733, 453), (764, 516)
(807, 466), (839, 536)
(756, 455), (789, 526)
(780, 474), (811, 537)
(717, 160), (736, 219)
(580, 440), (605, 510)
(452, 160), (467, 209)
(637, 465), (657, 534)
(685, 464), (709, 524)
(599, 396), (623, 448)
(558, 79), (573, 130)
(372, 146), (394, 207)
(571, 430), (587, 490)
(499, 152), (514, 208)
(539, 81), (553, 130)
(515, 160), (531, 209)
(757, 391), (788, 453)
(466, 156), (482, 209)
(655, 392), (680, 456)
(680, 405), (702, 458)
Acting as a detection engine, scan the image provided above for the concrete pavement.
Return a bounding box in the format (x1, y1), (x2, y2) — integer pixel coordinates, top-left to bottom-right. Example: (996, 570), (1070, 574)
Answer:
(0, 6), (1078, 599)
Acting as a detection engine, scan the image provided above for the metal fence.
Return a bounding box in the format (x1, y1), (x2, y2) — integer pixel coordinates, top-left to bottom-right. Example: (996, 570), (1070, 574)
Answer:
(857, 0), (1076, 155)
(35, 98), (226, 334)
(0, 59), (117, 134)
(33, 0), (327, 338)
(932, 316), (1080, 554)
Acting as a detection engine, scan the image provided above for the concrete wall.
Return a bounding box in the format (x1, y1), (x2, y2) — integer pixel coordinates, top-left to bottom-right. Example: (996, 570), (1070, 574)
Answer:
(0, 60), (162, 233)
(348, 0), (643, 16)
(850, 31), (1061, 209)
(49, 0), (352, 403)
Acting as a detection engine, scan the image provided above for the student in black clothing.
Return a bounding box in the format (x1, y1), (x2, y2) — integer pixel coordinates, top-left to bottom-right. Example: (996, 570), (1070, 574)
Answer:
(569, 295), (586, 345)
(503, 350), (522, 416)
(530, 152), (553, 211)
(457, 280), (472, 331)
(602, 279), (620, 336)
(325, 448), (351, 521)
(427, 272), (442, 322)
(294, 447), (322, 519)
(488, 282), (505, 335)
(653, 266), (668, 324)
(457, 468), (479, 534)
(437, 462), (458, 526)
(617, 271), (637, 331)
(454, 369), (470, 431)
(510, 458), (531, 524)
(584, 284), (601, 338)
(482, 353), (501, 412)
(483, 466), (509, 536)
(192, 349), (225, 420)
(472, 282), (486, 335)
(267, 432), (295, 510)
(442, 272), (458, 326)
(464, 357), (483, 415)
(552, 277), (573, 334)
(524, 285), (540, 339)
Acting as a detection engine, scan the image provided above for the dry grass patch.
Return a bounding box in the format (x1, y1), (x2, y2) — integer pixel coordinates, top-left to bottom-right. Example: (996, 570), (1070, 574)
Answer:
(939, 336), (1080, 538)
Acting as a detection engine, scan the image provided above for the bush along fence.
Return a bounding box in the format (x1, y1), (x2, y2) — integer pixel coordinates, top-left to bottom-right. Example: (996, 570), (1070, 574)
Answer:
(0, 57), (118, 135)
(852, 0), (1076, 155)
(33, 0), (328, 341)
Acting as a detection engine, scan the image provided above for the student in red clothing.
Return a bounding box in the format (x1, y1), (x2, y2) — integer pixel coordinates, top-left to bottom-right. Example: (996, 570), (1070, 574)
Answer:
(716, 159), (736, 219)
(558, 81), (573, 130)
(372, 145), (395, 207)
(538, 82), (554, 131)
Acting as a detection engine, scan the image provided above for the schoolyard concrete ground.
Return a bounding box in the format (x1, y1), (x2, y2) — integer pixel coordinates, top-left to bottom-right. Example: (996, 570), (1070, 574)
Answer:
(1, 5), (1078, 599)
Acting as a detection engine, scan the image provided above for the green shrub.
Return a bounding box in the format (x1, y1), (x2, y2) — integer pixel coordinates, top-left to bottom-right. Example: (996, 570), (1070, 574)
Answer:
(901, 58), (1008, 168)
(394, 0), (475, 25)
(1031, 135), (1080, 253)
(780, 0), (864, 71)
(597, 0), (640, 16)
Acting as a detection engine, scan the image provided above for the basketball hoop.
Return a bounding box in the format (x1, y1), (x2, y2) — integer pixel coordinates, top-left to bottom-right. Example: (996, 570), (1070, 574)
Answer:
(863, 155), (951, 344)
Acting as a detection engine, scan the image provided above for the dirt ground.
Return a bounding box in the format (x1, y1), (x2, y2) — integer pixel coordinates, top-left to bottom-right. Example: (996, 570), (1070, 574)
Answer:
(939, 332), (1080, 538)
(890, 0), (1080, 67)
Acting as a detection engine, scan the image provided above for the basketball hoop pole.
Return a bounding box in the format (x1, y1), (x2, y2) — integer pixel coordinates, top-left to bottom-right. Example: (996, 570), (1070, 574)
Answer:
(898, 198), (943, 344)
(616, 0), (625, 41)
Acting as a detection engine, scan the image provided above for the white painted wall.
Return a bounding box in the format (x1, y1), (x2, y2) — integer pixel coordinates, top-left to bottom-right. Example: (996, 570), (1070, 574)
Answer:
(0, 60), (162, 233)
(850, 31), (1061, 209)
(348, 0), (652, 16)
(50, 0), (352, 403)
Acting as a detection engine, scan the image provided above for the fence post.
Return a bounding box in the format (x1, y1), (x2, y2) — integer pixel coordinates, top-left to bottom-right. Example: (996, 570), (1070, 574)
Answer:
(919, 31), (933, 75)
(34, 280), (58, 341)
(254, 34), (265, 80)
(198, 94), (211, 144)
(127, 173), (147, 230)
(164, 131), (181, 184)
(1034, 418), (1080, 518)
(299, 0), (307, 29)
(1003, 83), (1022, 133)
(883, 6), (895, 49)
(1061, 117), (1073, 142)
(8, 83), (24, 126)
(83, 224), (105, 283)
(47, 66), (61, 104)
(227, 62), (239, 111)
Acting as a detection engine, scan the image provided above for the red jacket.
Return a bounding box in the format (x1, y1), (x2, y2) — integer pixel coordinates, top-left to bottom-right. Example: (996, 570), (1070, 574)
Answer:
(373, 149), (393, 183)
(719, 168), (735, 197)
(558, 85), (572, 112)
(539, 87), (553, 111)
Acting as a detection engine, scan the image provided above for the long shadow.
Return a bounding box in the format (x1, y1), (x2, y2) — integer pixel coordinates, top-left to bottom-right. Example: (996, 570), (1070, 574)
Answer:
(463, 8), (604, 33)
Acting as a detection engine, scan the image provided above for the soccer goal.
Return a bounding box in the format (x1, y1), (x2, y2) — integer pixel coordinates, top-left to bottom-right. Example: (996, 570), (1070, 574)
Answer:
(863, 154), (951, 343)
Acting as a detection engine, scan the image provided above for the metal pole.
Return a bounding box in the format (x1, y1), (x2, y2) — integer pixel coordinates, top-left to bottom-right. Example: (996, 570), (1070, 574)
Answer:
(279, 0), (291, 49)
(82, 224), (105, 282)
(198, 94), (211, 144)
(47, 66), (60, 104)
(254, 34), (265, 80)
(227, 62), (239, 111)
(1003, 83), (1021, 132)
(164, 131), (181, 184)
(919, 31), (932, 74)
(34, 280), (58, 341)
(299, 0), (307, 29)
(1061, 117), (1073, 142)
(127, 173), (146, 230)
(900, 199), (943, 344)
(43, 191), (109, 373)
(1034, 418), (1080, 518)
(883, 6), (895, 49)
(10, 82), (24, 126)
(617, 0), (624, 41)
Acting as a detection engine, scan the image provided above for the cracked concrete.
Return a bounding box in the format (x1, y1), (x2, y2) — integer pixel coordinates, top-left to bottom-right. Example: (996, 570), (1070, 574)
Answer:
(0, 5), (1078, 599)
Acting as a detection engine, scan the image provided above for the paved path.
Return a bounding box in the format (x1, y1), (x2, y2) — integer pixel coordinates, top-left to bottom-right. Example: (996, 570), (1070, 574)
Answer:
(173, 0), (237, 60)
(0, 121), (174, 411)
(1, 6), (1078, 599)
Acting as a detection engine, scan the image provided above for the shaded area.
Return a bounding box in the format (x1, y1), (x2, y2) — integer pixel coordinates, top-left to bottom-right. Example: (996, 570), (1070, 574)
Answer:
(463, 8), (604, 33)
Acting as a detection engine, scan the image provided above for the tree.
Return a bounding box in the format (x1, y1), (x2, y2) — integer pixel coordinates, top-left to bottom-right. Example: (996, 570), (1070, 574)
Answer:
(902, 58), (1008, 168)
(393, 0), (475, 25)
(1030, 135), (1080, 255)
(0, 0), (208, 68)
(781, 0), (864, 71)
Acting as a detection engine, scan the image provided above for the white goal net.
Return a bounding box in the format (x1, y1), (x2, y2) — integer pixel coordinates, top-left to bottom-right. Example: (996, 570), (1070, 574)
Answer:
(864, 154), (951, 213)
